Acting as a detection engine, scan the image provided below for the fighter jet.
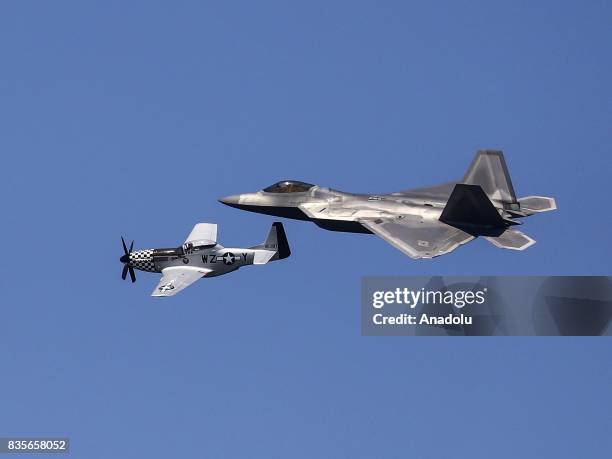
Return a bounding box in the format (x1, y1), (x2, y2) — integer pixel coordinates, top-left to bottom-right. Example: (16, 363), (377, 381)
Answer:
(219, 151), (556, 259)
(119, 222), (290, 296)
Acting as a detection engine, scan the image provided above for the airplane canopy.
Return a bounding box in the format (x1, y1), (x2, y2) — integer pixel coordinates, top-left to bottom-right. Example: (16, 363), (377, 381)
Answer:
(263, 180), (314, 193)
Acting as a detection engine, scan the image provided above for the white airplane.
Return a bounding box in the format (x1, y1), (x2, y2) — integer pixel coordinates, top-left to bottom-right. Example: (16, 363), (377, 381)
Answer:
(119, 222), (290, 297)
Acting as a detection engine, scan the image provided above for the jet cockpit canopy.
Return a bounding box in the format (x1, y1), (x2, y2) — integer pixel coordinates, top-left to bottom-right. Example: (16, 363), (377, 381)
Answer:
(263, 180), (315, 193)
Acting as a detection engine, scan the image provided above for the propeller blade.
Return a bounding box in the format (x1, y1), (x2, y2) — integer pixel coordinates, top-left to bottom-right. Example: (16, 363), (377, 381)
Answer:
(129, 266), (136, 283)
(120, 237), (136, 283)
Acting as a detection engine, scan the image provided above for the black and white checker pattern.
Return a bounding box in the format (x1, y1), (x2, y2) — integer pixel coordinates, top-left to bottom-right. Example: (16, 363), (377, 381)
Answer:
(129, 249), (155, 272)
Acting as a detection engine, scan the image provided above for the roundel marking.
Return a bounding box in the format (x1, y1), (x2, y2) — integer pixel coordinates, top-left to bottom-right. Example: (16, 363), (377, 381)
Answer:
(222, 252), (236, 265)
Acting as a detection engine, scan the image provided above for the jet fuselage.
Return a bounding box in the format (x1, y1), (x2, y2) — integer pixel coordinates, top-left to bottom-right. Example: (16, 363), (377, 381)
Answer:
(220, 185), (445, 234)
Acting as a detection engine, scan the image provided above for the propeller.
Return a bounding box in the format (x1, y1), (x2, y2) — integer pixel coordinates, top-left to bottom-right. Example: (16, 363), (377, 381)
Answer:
(120, 237), (136, 283)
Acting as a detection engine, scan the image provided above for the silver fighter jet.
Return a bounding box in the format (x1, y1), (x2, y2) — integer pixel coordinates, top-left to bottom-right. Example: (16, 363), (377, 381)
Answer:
(219, 151), (556, 259)
(120, 222), (290, 296)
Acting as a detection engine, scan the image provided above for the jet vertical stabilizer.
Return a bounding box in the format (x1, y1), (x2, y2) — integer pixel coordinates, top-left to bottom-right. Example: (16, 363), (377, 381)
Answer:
(463, 150), (519, 210)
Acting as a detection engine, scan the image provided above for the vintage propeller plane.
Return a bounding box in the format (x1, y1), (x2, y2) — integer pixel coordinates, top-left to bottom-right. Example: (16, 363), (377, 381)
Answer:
(120, 222), (290, 296)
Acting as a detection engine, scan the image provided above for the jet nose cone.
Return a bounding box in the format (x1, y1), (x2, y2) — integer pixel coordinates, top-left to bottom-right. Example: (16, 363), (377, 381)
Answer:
(219, 194), (241, 206)
(120, 254), (129, 264)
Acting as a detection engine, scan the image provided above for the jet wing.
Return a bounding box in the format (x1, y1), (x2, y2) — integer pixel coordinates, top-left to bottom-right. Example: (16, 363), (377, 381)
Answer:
(151, 266), (212, 297)
(184, 223), (218, 245)
(358, 216), (474, 259)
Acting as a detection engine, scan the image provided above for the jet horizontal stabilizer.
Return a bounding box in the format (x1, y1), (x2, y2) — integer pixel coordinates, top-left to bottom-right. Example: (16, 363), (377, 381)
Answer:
(518, 196), (557, 214)
(484, 229), (536, 251)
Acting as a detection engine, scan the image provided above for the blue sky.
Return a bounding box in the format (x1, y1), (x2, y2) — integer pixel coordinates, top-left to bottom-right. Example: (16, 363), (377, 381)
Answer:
(1, 1), (611, 457)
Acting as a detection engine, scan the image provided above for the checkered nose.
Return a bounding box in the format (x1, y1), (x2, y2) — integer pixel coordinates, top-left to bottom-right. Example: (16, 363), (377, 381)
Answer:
(129, 249), (155, 272)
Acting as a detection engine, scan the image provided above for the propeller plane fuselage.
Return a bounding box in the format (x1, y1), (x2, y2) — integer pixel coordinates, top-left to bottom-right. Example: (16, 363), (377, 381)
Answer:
(124, 246), (259, 276)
